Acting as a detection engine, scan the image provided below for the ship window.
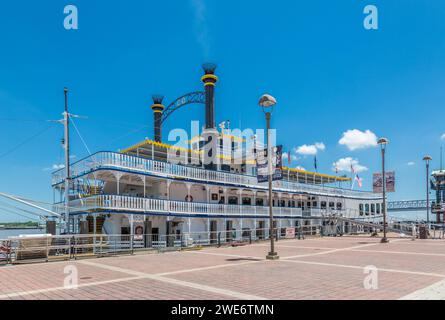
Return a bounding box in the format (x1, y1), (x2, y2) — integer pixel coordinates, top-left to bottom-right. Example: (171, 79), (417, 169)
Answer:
(256, 198), (264, 206)
(321, 201), (327, 209)
(228, 196), (238, 205)
(297, 201), (302, 208)
(313, 201), (318, 208)
(365, 204), (370, 215)
(281, 200), (286, 207)
(337, 203), (342, 210)
(376, 203), (381, 214)
(307, 202), (312, 208)
(359, 204), (364, 216)
(242, 197), (251, 205)
(329, 202), (335, 208)
(371, 204), (375, 214)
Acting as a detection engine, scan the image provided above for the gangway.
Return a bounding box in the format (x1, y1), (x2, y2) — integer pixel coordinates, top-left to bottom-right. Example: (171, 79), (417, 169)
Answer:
(319, 212), (415, 236)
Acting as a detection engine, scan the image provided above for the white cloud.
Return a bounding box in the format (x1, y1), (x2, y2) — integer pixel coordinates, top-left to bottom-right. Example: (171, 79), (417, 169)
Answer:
(441, 133), (445, 140)
(314, 142), (326, 151)
(295, 142), (326, 156)
(295, 166), (306, 171)
(339, 129), (378, 151)
(407, 161), (415, 166)
(282, 152), (299, 163)
(332, 157), (368, 173)
(42, 164), (65, 172)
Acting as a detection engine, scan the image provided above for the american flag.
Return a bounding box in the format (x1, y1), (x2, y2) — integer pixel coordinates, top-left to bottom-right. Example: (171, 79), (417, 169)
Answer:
(355, 174), (363, 188)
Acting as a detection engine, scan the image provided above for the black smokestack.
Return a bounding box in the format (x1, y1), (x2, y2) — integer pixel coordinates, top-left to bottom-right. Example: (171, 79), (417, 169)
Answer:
(151, 95), (164, 142)
(201, 63), (218, 129)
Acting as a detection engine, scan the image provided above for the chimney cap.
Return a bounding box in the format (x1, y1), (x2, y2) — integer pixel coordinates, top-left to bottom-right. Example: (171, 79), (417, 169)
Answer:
(152, 94), (164, 104)
(202, 63), (217, 74)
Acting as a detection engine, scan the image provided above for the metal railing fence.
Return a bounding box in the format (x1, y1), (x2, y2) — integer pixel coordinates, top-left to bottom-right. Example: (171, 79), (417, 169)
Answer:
(0, 220), (437, 266)
(1, 226), (323, 265)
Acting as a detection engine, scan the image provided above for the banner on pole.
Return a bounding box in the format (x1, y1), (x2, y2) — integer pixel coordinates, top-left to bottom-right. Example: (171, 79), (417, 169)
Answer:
(256, 145), (283, 183)
(373, 171), (395, 193)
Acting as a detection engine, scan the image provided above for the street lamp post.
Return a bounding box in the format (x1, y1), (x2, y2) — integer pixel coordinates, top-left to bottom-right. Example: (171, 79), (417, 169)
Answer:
(423, 155), (432, 226)
(259, 94), (279, 260)
(378, 138), (389, 243)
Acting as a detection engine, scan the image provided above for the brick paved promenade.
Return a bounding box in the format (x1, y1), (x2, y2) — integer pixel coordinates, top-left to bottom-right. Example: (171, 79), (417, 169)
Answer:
(2, 236), (445, 300)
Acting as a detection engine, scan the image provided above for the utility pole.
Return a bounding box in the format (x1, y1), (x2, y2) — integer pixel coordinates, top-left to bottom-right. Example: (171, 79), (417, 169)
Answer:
(64, 88), (70, 234)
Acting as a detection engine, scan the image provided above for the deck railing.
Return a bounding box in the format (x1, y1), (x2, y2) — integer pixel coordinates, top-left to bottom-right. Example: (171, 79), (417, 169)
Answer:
(52, 152), (380, 200)
(52, 195), (379, 222)
(59, 195), (307, 217)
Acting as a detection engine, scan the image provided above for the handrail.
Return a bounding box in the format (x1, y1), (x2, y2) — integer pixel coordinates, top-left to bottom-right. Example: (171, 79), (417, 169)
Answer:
(59, 194), (306, 217)
(52, 151), (380, 200)
(56, 194), (379, 222)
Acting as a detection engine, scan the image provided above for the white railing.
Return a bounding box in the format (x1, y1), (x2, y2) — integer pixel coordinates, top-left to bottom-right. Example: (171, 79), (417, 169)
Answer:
(60, 195), (308, 217)
(52, 152), (380, 200)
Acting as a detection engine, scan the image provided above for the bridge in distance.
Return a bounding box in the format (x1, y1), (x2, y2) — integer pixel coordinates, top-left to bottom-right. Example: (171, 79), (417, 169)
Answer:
(387, 200), (430, 212)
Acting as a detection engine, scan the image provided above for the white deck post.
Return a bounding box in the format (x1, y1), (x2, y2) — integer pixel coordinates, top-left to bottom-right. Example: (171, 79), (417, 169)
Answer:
(166, 181), (171, 200)
(130, 214), (134, 252)
(207, 217), (210, 243)
(253, 190), (257, 216)
(116, 173), (122, 195)
(143, 176), (146, 198)
(93, 213), (97, 254)
(238, 189), (243, 240)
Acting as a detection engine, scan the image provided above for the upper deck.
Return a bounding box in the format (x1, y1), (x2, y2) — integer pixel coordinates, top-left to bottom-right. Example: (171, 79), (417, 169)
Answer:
(52, 151), (381, 200)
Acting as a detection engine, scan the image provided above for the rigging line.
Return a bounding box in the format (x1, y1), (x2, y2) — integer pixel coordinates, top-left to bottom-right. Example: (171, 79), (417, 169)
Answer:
(0, 200), (50, 219)
(0, 118), (51, 123)
(0, 209), (40, 222)
(0, 204), (42, 222)
(0, 125), (54, 160)
(0, 207), (41, 222)
(70, 117), (92, 155)
(84, 117), (150, 128)
(98, 124), (151, 150)
(11, 196), (87, 210)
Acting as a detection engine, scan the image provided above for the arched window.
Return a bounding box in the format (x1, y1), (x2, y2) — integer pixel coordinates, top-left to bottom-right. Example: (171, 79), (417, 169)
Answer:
(359, 204), (364, 216)
(376, 203), (381, 214)
(365, 204), (370, 215)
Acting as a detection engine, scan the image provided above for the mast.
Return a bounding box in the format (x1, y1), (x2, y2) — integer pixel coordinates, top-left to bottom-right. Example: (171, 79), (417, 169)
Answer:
(64, 88), (70, 233)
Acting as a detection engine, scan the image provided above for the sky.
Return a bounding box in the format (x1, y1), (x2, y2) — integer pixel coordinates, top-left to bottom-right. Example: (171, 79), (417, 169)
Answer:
(0, 0), (444, 221)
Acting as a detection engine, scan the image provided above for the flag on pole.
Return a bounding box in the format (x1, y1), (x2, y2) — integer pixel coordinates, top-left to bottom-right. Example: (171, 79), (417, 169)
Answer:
(314, 156), (318, 172)
(355, 174), (363, 188)
(288, 150), (291, 165)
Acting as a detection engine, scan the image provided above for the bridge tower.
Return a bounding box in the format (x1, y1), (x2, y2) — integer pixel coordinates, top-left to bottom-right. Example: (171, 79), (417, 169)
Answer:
(431, 170), (445, 223)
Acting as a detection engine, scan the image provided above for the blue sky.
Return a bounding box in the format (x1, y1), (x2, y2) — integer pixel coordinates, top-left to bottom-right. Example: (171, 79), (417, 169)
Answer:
(0, 0), (444, 221)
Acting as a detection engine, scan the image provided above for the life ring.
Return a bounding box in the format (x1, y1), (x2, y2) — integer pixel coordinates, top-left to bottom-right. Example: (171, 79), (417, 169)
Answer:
(185, 195), (194, 202)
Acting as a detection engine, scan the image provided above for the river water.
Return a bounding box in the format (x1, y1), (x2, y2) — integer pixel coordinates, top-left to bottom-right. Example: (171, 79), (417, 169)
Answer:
(0, 228), (46, 239)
